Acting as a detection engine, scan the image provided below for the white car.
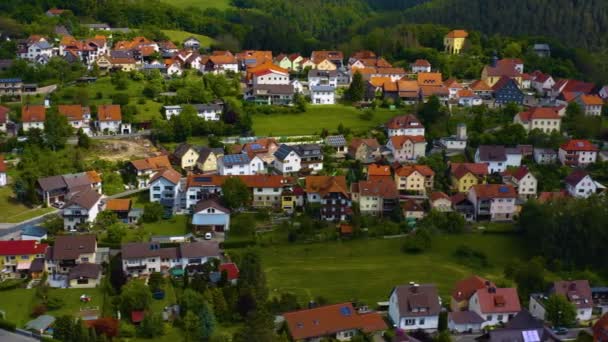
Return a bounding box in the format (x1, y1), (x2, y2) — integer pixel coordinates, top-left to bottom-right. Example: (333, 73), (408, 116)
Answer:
(204, 232), (213, 240)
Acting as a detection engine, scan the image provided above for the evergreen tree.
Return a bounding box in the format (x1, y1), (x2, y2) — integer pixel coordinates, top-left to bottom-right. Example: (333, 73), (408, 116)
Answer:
(183, 311), (201, 342)
(199, 301), (216, 340)
(347, 71), (364, 102)
(44, 109), (72, 151)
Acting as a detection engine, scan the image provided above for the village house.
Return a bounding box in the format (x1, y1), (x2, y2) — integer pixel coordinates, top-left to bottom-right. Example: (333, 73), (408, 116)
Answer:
(21, 105), (46, 132)
(388, 135), (427, 163)
(238, 138), (280, 166)
(529, 280), (593, 322)
(348, 138), (381, 164)
(183, 37), (201, 50)
(218, 154), (264, 176)
(0, 155), (6, 187)
(130, 155), (172, 188)
(351, 177), (399, 216)
(305, 176), (351, 222)
(481, 58), (523, 87)
(457, 89), (483, 107)
(411, 59), (432, 73)
(565, 169), (601, 199)
(575, 94), (604, 116)
(0, 240), (48, 280)
(67, 263), (102, 288)
(513, 107), (561, 133)
(308, 69), (338, 87)
(19, 36), (54, 62)
(184, 174), (224, 210)
(468, 184), (517, 221)
(469, 286), (522, 328)
(366, 164), (391, 180)
(325, 135), (347, 158)
(558, 139), (598, 167)
(530, 71), (555, 96)
(0, 105), (9, 133)
(389, 283), (441, 332)
(451, 193), (475, 221)
(62, 189), (102, 230)
(533, 148), (557, 165)
(469, 80), (493, 99)
(310, 85), (336, 105)
(492, 76), (524, 105)
(236, 50), (273, 69)
(193, 103), (223, 121)
(418, 72), (449, 103)
(444, 79), (463, 100)
(293, 144), (323, 172)
(502, 166), (538, 200)
(448, 311), (485, 334)
(46, 235), (97, 276)
(0, 78), (23, 96)
(97, 104), (129, 134)
(311, 50), (344, 69)
(282, 302), (387, 341)
(273, 144), (301, 174)
(450, 163), (489, 193)
(430, 192), (452, 212)
(105, 199), (141, 224)
(438, 123), (468, 152)
(393, 164), (434, 195)
(149, 168), (182, 210)
(205, 54), (239, 74)
(171, 143), (199, 170)
(402, 199), (425, 221)
(120, 241), (220, 277)
(474, 145), (522, 174)
(191, 198), (231, 233)
(197, 147), (224, 173)
(163, 105), (182, 119)
(37, 172), (101, 206)
(451, 275), (496, 312)
(58, 104), (91, 134)
(385, 114), (425, 137)
(444, 30), (468, 54)
(239, 175), (294, 208)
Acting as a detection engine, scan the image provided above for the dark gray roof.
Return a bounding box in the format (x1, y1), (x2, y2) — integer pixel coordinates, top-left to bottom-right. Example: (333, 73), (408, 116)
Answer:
(221, 154), (250, 166)
(66, 189), (101, 209)
(194, 198), (230, 214)
(174, 143), (193, 159)
(68, 263), (102, 280)
(477, 145), (507, 162)
(193, 103), (223, 112)
(252, 84), (294, 95)
(121, 242), (165, 259)
(310, 85), (336, 92)
(110, 50), (133, 58)
(392, 284), (441, 317)
(38, 175), (67, 192)
(179, 241), (220, 258)
(325, 135), (346, 147)
(274, 144), (296, 161)
(308, 69), (338, 78)
(63, 172), (93, 190)
(294, 144), (322, 156)
(448, 311), (484, 325)
(30, 258), (45, 272)
(197, 147), (223, 163)
(505, 310), (544, 330)
(52, 235), (97, 260)
(533, 148), (556, 155)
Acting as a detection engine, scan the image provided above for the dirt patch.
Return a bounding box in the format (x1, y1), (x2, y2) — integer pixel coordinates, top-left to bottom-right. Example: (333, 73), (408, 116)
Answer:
(92, 137), (159, 161)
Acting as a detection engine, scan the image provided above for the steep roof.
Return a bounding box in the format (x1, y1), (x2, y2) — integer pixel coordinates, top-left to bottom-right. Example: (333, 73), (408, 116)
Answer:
(173, 143), (196, 159)
(430, 191), (450, 202)
(219, 263), (239, 281)
(349, 138), (380, 151)
(105, 199), (132, 212)
(325, 135), (346, 147)
(356, 177), (398, 199)
(394, 165), (434, 177)
(471, 184), (517, 199)
(66, 189), (101, 209)
(564, 169), (590, 187)
(446, 30), (468, 38)
(68, 263), (102, 280)
(97, 104), (121, 121)
(389, 135), (426, 149)
(484, 59), (522, 78)
(52, 235), (96, 260)
(412, 59), (431, 67)
(391, 284), (441, 317)
(560, 139), (598, 152)
(452, 275), (494, 302)
(579, 94), (604, 106)
(470, 80), (492, 91)
(503, 166), (532, 181)
(274, 144), (296, 161)
(311, 50), (344, 64)
(417, 72), (443, 86)
(283, 302), (387, 340)
(475, 287), (521, 313)
(517, 107), (561, 122)
(150, 168), (181, 185)
(553, 280), (593, 309)
(491, 76), (518, 91)
(450, 163), (489, 179)
(385, 114), (423, 130)
(402, 199), (424, 212)
(21, 105), (46, 123)
(305, 176), (348, 197)
(0, 240), (47, 256)
(477, 145), (507, 162)
(194, 198), (230, 214)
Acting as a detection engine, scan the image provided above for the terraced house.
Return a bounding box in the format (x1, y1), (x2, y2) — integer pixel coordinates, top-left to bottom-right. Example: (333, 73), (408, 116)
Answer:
(0, 240), (48, 280)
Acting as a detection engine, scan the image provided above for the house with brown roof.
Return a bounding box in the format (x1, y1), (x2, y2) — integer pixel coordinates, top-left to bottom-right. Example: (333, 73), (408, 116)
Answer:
(411, 59), (431, 73)
(502, 166), (537, 199)
(558, 139), (598, 167)
(451, 275), (495, 311)
(149, 168), (182, 210)
(97, 104), (129, 134)
(62, 189), (102, 230)
(444, 30), (468, 54)
(575, 94), (604, 116)
(311, 50), (344, 68)
(21, 105), (46, 132)
(130, 155), (172, 188)
(450, 162), (489, 193)
(481, 58), (524, 87)
(387, 135), (427, 163)
(283, 302), (387, 341)
(429, 192), (452, 212)
(238, 175), (294, 208)
(389, 283), (441, 331)
(513, 107), (561, 133)
(191, 198), (230, 233)
(68, 263), (102, 288)
(417, 72), (449, 102)
(305, 176), (351, 221)
(385, 114), (425, 138)
(46, 235), (97, 275)
(105, 198), (140, 224)
(58, 104), (91, 133)
(402, 199), (425, 220)
(171, 143), (199, 170)
(351, 177), (399, 216)
(469, 286), (522, 327)
(469, 80), (493, 99)
(529, 280), (593, 323)
(467, 184), (517, 221)
(394, 165), (434, 194)
(348, 138), (381, 164)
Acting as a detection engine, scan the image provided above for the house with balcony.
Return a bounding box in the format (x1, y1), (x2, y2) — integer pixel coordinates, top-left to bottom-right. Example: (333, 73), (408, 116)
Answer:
(294, 144), (323, 173)
(565, 169), (601, 199)
(308, 69), (338, 87)
(467, 184), (517, 221)
(389, 283), (441, 332)
(37, 172), (100, 206)
(388, 135), (427, 163)
(576, 94), (604, 116)
(0, 240), (48, 280)
(501, 166), (537, 200)
(469, 286), (521, 328)
(218, 154), (265, 176)
(184, 174), (224, 210)
(393, 164), (434, 195)
(191, 198), (230, 233)
(149, 168), (182, 210)
(239, 175), (294, 208)
(351, 177), (399, 217)
(305, 176), (351, 222)
(475, 145), (521, 174)
(62, 189), (102, 230)
(530, 280), (593, 323)
(0, 78), (23, 96)
(558, 139), (598, 167)
(46, 235), (97, 275)
(385, 114), (425, 137)
(129, 155), (171, 188)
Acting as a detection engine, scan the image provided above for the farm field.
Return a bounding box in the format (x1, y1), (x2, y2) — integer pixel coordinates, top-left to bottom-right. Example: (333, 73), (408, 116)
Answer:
(257, 233), (529, 305)
(160, 0), (231, 10)
(251, 104), (400, 136)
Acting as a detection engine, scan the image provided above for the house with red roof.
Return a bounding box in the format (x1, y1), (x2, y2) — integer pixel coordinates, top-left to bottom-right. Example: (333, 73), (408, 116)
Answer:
(21, 105), (46, 132)
(0, 105), (9, 133)
(469, 286), (521, 327)
(305, 176), (351, 221)
(429, 192), (452, 212)
(283, 302), (387, 341)
(502, 166), (537, 199)
(558, 139), (598, 167)
(467, 184), (517, 221)
(97, 104), (128, 134)
(218, 263), (239, 284)
(411, 59), (431, 73)
(450, 163), (489, 193)
(351, 177), (399, 216)
(385, 114), (425, 137)
(576, 94), (604, 116)
(388, 135), (427, 163)
(451, 275), (495, 312)
(394, 164), (434, 194)
(530, 70), (555, 95)
(0, 240), (48, 280)
(513, 107), (561, 133)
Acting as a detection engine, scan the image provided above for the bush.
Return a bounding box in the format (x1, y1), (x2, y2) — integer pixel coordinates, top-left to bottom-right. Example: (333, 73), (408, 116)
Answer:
(402, 229), (432, 254)
(453, 245), (490, 267)
(0, 278), (27, 291)
(31, 304), (47, 317)
(47, 296), (65, 310)
(143, 202), (164, 223)
(119, 321), (136, 338)
(0, 319), (16, 331)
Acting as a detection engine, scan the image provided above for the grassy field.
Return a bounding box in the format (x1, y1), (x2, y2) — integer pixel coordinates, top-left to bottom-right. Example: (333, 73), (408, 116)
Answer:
(257, 234), (528, 305)
(251, 104), (400, 136)
(0, 287), (104, 327)
(160, 0), (231, 10)
(162, 30), (215, 48)
(0, 187), (55, 223)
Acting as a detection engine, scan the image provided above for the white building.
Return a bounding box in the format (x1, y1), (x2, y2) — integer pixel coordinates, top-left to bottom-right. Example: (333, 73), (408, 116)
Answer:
(438, 123), (467, 152)
(62, 190), (102, 230)
(310, 85), (336, 105)
(502, 167), (537, 199)
(252, 69), (290, 86)
(565, 170), (600, 199)
(184, 174), (223, 210)
(529, 280), (593, 323)
(558, 140), (598, 167)
(20, 38), (54, 62)
(308, 69), (338, 87)
(448, 312), (484, 333)
(468, 184), (517, 222)
(474, 145), (522, 174)
(388, 283), (441, 332)
(385, 114), (425, 137)
(193, 103), (223, 121)
(513, 107), (561, 133)
(533, 148), (557, 165)
(21, 105), (46, 132)
(387, 135), (427, 163)
(97, 105), (122, 134)
(163, 105), (182, 119)
(0, 156), (6, 187)
(469, 287), (521, 328)
(218, 154), (264, 176)
(273, 144), (301, 174)
(191, 199), (231, 232)
(149, 168), (182, 209)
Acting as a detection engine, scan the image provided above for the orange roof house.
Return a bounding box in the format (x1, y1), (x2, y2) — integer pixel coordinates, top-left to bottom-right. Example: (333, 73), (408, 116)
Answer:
(97, 105), (121, 122)
(21, 105), (46, 123)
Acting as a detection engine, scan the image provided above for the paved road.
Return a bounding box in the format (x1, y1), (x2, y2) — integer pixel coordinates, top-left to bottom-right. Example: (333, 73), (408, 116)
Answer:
(0, 329), (38, 342)
(0, 209), (59, 238)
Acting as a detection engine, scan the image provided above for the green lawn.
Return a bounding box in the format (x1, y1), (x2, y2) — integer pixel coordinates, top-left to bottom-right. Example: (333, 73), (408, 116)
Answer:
(162, 30), (215, 48)
(0, 187), (56, 223)
(0, 287), (104, 327)
(160, 0), (231, 10)
(251, 104), (400, 136)
(256, 234), (528, 305)
(142, 215), (190, 237)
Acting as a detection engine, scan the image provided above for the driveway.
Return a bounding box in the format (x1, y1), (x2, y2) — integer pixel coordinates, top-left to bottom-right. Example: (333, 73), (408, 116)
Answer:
(0, 329), (38, 342)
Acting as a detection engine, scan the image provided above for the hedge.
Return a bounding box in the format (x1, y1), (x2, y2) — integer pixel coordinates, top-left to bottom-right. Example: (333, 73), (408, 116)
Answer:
(0, 319), (16, 331)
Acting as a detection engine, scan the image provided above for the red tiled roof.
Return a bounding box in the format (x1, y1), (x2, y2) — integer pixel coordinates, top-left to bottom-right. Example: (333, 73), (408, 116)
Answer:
(131, 155), (171, 171)
(236, 175), (293, 188)
(349, 138), (380, 152)
(402, 199), (424, 212)
(98, 105), (121, 121)
(367, 164), (391, 177)
(517, 107), (560, 122)
(385, 114), (423, 130)
(430, 191), (450, 202)
(484, 60), (521, 78)
(580, 94), (604, 106)
(58, 105), (86, 121)
(444, 79), (462, 88)
(186, 174), (225, 188)
(0, 105), (9, 124)
(417, 72), (443, 86)
(452, 275), (494, 302)
(394, 164), (434, 177)
(305, 176), (348, 197)
(446, 30), (468, 39)
(593, 313), (608, 341)
(450, 163), (488, 179)
(457, 89), (475, 98)
(554, 280), (593, 309)
(389, 135), (426, 149)
(0, 240), (48, 256)
(471, 184), (516, 199)
(413, 59), (431, 67)
(560, 139), (598, 152)
(283, 303), (387, 340)
(475, 287), (521, 313)
(150, 168), (181, 185)
(0, 155), (6, 173)
(502, 166), (531, 181)
(356, 177), (398, 199)
(105, 199), (132, 211)
(470, 80), (492, 91)
(219, 263), (239, 281)
(21, 105), (46, 123)
(311, 50), (344, 64)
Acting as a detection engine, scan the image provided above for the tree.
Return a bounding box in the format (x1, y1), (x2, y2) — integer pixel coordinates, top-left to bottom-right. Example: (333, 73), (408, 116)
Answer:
(210, 288), (229, 322)
(119, 280), (152, 314)
(142, 202), (164, 222)
(183, 311), (201, 342)
(180, 289), (205, 315)
(77, 129), (91, 149)
(402, 228), (432, 254)
(238, 251), (268, 303)
(199, 301), (216, 340)
(137, 312), (165, 338)
(105, 223), (127, 244)
(506, 257), (546, 300)
(53, 315), (76, 342)
(346, 71), (364, 102)
(545, 294), (577, 327)
(221, 177), (251, 209)
(233, 309), (278, 342)
(45, 109), (72, 151)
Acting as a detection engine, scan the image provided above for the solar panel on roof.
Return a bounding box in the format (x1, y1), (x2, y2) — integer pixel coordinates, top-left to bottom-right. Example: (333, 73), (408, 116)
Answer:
(339, 306), (351, 316)
(499, 186), (509, 193)
(522, 330), (540, 342)
(251, 143), (263, 150)
(194, 177), (212, 183)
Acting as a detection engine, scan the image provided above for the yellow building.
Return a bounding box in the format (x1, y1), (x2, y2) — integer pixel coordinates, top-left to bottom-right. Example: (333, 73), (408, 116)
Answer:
(0, 240), (48, 280)
(197, 148), (222, 173)
(393, 165), (435, 194)
(315, 59), (337, 71)
(444, 30), (468, 54)
(172, 143), (200, 170)
(450, 163), (489, 193)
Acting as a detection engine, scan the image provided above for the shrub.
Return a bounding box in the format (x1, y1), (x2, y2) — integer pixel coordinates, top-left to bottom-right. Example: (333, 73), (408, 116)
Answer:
(119, 321), (136, 338)
(47, 296), (65, 310)
(31, 304), (47, 317)
(453, 245), (489, 267)
(401, 229), (432, 254)
(0, 278), (27, 291)
(0, 319), (16, 331)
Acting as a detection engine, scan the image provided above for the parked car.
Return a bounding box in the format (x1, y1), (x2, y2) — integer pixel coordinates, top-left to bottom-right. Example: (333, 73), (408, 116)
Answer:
(204, 232), (213, 240)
